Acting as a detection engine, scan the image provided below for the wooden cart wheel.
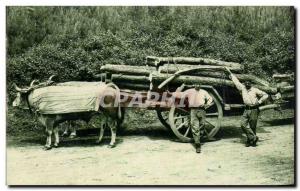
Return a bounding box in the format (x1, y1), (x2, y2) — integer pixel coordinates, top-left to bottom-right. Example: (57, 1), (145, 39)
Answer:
(156, 110), (171, 129)
(168, 91), (223, 142)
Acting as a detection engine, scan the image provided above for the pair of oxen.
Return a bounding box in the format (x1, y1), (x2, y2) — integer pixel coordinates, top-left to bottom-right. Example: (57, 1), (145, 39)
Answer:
(12, 76), (122, 150)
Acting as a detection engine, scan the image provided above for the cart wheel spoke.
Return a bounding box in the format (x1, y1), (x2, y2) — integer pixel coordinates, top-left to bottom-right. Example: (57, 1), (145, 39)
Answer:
(203, 126), (209, 135)
(156, 110), (171, 129)
(205, 120), (215, 127)
(174, 116), (187, 120)
(206, 112), (219, 116)
(184, 127), (190, 137)
(176, 120), (188, 130)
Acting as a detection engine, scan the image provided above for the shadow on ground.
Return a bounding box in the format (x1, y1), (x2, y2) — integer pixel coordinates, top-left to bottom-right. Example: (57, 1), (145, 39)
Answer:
(261, 117), (294, 126)
(7, 110), (294, 148)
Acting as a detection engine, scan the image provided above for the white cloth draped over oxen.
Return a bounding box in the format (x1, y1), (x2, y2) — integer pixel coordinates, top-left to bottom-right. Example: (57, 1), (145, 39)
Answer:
(30, 82), (108, 114)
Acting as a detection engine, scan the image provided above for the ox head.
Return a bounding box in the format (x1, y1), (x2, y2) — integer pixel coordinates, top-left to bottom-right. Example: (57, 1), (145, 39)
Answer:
(12, 83), (32, 109)
(12, 79), (40, 108)
(12, 75), (55, 109)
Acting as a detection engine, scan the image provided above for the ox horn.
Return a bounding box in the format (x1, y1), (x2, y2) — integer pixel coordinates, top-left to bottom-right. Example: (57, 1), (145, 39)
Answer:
(13, 83), (23, 92)
(30, 79), (38, 87)
(48, 75), (55, 82)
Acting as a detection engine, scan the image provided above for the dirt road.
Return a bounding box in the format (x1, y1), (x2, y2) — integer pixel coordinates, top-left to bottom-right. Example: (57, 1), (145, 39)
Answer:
(7, 111), (294, 185)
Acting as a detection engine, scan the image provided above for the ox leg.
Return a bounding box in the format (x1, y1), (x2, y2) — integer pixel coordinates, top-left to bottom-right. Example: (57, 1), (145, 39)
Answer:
(96, 122), (105, 144)
(38, 115), (53, 150)
(108, 121), (117, 148)
(44, 130), (52, 150)
(53, 127), (60, 148)
(62, 122), (69, 137)
(44, 118), (55, 150)
(44, 124), (53, 150)
(69, 121), (77, 139)
(69, 128), (77, 138)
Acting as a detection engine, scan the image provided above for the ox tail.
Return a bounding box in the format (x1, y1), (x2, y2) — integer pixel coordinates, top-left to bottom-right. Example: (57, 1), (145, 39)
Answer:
(106, 82), (122, 120)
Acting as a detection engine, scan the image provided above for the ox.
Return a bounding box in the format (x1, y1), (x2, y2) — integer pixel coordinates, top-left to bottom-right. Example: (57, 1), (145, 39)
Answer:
(12, 77), (121, 150)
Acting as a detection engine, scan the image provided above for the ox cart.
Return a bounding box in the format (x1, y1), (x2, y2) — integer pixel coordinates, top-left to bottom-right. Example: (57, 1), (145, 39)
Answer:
(96, 56), (295, 142)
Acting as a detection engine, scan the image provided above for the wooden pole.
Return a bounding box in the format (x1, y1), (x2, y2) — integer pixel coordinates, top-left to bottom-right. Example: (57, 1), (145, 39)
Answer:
(259, 104), (280, 111)
(152, 73), (277, 94)
(100, 64), (156, 75)
(147, 56), (242, 68)
(116, 82), (150, 90)
(111, 74), (150, 83)
(279, 86), (294, 93)
(159, 67), (269, 86)
(158, 64), (243, 73)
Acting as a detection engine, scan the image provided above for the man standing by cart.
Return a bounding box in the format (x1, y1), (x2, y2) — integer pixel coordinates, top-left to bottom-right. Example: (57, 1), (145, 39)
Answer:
(173, 84), (213, 153)
(225, 68), (269, 147)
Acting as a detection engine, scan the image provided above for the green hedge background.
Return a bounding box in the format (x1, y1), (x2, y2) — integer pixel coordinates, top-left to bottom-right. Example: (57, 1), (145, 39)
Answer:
(6, 6), (295, 134)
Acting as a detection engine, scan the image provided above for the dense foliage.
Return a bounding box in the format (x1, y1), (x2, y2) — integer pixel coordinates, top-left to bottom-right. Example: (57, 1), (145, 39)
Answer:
(7, 7), (294, 92)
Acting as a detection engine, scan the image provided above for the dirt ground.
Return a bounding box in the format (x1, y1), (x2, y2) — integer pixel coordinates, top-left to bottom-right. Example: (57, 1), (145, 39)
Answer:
(6, 109), (294, 185)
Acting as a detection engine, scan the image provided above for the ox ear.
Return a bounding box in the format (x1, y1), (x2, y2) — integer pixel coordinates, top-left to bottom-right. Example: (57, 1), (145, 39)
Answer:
(12, 92), (21, 107)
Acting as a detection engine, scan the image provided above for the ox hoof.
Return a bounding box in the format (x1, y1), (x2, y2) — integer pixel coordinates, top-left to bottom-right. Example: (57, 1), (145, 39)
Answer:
(108, 144), (116, 148)
(53, 144), (59, 148)
(95, 140), (101, 144)
(43, 146), (52, 150)
(61, 133), (68, 137)
(69, 135), (76, 139)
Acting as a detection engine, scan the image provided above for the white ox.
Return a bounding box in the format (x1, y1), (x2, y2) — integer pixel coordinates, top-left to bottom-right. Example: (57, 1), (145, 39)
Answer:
(13, 77), (121, 150)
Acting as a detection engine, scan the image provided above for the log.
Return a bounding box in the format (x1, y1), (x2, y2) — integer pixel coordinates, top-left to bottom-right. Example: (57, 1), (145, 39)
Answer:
(158, 64), (243, 73)
(93, 73), (107, 81)
(157, 66), (230, 89)
(146, 56), (242, 68)
(272, 74), (294, 79)
(111, 74), (150, 83)
(279, 86), (294, 93)
(100, 64), (156, 76)
(259, 104), (281, 111)
(116, 82), (150, 90)
(273, 74), (294, 84)
(281, 92), (295, 99)
(276, 81), (291, 88)
(159, 67), (269, 86)
(150, 73), (277, 94)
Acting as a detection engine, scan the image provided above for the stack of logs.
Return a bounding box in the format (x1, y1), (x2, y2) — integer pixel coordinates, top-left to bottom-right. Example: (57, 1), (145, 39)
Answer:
(98, 56), (278, 94)
(273, 73), (294, 100)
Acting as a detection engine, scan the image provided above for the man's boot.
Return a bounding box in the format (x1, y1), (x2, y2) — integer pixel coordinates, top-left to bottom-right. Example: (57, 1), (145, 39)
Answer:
(252, 136), (259, 147)
(195, 143), (201, 153)
(245, 139), (251, 147)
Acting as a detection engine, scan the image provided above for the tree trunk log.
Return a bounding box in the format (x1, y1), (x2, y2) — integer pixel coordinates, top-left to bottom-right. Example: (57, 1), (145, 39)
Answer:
(259, 104), (280, 111)
(281, 92), (294, 99)
(158, 64), (243, 73)
(272, 74), (294, 79)
(151, 73), (277, 94)
(147, 56), (242, 68)
(279, 85), (294, 93)
(100, 64), (156, 76)
(159, 68), (269, 86)
(116, 82), (150, 90)
(111, 74), (150, 83)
